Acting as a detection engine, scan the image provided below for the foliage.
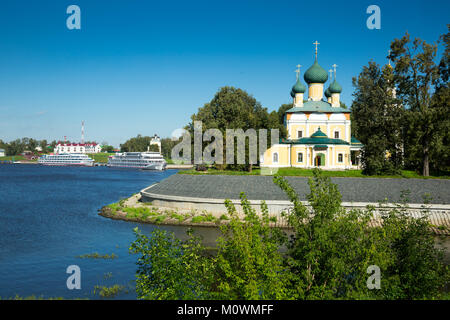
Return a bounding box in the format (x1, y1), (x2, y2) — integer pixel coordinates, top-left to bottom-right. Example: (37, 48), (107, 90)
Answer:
(130, 167), (449, 300)
(351, 62), (404, 175)
(120, 135), (154, 152)
(213, 195), (291, 299)
(129, 228), (215, 299)
(101, 145), (115, 153)
(76, 252), (118, 259)
(389, 29), (450, 176)
(187, 86), (284, 171)
(93, 284), (127, 298)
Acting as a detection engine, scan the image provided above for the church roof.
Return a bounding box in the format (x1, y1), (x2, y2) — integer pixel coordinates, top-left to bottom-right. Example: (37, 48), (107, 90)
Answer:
(351, 136), (363, 145)
(280, 128), (350, 145)
(329, 79), (342, 93)
(291, 77), (306, 94)
(286, 100), (349, 113)
(304, 59), (328, 84)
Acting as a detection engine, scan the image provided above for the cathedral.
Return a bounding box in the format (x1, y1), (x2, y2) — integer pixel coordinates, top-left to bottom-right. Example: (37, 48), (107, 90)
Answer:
(261, 42), (363, 169)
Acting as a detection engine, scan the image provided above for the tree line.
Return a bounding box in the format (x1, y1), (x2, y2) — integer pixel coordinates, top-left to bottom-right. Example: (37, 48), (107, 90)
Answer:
(352, 27), (450, 176)
(0, 138), (55, 156)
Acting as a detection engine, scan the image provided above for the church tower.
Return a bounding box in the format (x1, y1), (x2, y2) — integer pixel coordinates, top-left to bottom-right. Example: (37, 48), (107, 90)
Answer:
(329, 64), (342, 107)
(303, 41), (328, 101)
(291, 65), (306, 107)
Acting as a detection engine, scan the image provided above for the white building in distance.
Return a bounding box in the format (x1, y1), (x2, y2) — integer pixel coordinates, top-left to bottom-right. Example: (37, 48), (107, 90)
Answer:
(54, 142), (101, 154)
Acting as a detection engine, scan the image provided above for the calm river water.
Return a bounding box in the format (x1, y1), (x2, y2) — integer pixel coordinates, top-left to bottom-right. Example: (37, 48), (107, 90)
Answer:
(1, 164), (448, 299)
(0, 164), (219, 299)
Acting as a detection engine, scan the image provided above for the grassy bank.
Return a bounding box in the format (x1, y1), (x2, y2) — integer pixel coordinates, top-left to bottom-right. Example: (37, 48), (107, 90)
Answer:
(0, 155), (26, 161)
(87, 153), (112, 163)
(100, 196), (232, 227)
(178, 167), (450, 179)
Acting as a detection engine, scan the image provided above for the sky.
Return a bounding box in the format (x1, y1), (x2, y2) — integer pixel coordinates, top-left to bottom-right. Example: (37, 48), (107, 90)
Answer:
(0, 0), (448, 147)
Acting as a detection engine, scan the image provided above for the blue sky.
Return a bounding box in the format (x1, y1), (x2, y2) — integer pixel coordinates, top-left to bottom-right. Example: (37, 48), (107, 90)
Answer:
(0, 0), (448, 147)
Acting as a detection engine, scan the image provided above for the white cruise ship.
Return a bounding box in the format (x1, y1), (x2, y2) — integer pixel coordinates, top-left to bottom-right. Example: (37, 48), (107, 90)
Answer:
(38, 153), (94, 166)
(107, 152), (167, 170)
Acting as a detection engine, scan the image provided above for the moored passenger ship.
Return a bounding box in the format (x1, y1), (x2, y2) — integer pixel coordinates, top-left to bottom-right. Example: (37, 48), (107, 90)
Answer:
(38, 153), (95, 166)
(107, 152), (167, 170)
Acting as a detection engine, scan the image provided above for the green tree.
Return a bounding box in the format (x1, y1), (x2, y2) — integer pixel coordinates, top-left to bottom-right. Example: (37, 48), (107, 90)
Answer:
(160, 137), (181, 160)
(120, 135), (152, 152)
(101, 145), (115, 153)
(129, 228), (214, 300)
(351, 62), (404, 175)
(389, 31), (449, 176)
(188, 86), (283, 171)
(39, 139), (48, 152)
(213, 194), (291, 299)
(148, 144), (159, 152)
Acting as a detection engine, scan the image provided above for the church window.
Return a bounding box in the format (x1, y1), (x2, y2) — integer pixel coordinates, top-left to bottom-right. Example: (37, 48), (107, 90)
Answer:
(297, 152), (303, 163)
(334, 131), (340, 139)
(273, 152), (279, 163)
(297, 130), (303, 138)
(338, 153), (343, 163)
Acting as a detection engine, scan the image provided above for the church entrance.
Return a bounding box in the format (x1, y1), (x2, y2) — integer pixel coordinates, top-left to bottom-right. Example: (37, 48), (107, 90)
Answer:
(315, 153), (325, 167)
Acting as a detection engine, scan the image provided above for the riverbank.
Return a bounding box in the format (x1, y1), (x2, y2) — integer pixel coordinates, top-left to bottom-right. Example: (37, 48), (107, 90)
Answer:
(99, 193), (237, 228)
(179, 167), (450, 179)
(99, 190), (450, 235)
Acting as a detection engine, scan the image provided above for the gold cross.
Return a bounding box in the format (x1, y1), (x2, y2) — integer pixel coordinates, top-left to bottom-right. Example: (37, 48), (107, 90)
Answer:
(332, 64), (338, 77)
(295, 64), (301, 79)
(313, 41), (320, 58)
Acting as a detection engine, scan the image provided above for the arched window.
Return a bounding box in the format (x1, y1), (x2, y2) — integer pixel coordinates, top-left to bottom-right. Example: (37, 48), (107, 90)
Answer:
(273, 152), (279, 163)
(297, 152), (303, 163)
(334, 131), (340, 139)
(338, 153), (343, 163)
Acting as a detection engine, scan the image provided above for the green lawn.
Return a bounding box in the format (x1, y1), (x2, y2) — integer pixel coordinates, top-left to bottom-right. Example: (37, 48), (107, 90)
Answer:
(178, 167), (450, 179)
(0, 155), (26, 161)
(87, 153), (113, 163)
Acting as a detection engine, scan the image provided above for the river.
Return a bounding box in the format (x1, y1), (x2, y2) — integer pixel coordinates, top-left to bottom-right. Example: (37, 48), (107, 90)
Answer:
(0, 164), (219, 299)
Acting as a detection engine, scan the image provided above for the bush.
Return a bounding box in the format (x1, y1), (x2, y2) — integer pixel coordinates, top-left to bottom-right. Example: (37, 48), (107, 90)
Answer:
(129, 169), (449, 300)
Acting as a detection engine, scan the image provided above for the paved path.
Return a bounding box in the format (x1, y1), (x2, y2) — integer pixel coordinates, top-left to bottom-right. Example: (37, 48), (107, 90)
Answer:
(146, 174), (450, 204)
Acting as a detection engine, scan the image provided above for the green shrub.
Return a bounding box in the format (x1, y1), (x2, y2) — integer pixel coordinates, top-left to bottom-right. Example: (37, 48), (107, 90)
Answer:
(130, 168), (449, 300)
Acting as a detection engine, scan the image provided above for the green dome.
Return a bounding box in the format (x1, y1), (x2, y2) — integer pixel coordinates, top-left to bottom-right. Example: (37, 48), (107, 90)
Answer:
(310, 127), (328, 138)
(304, 59), (328, 84)
(329, 79), (342, 93)
(291, 78), (306, 95)
(290, 89), (295, 98)
(324, 87), (331, 98)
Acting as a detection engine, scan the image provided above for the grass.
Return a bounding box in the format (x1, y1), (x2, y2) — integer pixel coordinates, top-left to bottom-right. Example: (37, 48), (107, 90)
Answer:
(87, 153), (113, 163)
(93, 284), (127, 298)
(0, 155), (26, 161)
(76, 252), (118, 259)
(178, 167), (450, 179)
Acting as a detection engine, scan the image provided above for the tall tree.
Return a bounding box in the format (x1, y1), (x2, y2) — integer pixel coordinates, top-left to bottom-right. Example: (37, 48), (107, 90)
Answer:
(389, 31), (448, 176)
(120, 134), (152, 152)
(188, 86), (283, 171)
(351, 62), (404, 175)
